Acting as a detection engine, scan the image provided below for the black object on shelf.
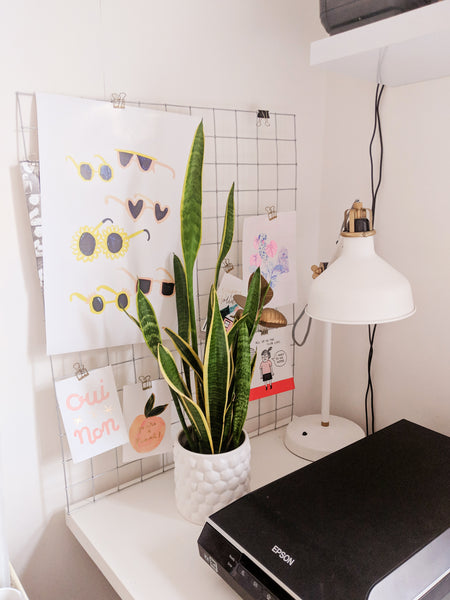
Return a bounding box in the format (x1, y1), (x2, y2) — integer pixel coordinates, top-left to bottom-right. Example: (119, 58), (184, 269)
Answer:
(199, 420), (450, 600)
(320, 0), (439, 35)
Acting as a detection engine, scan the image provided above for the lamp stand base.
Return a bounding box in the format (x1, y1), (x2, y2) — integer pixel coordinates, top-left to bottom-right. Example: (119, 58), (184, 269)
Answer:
(284, 414), (365, 461)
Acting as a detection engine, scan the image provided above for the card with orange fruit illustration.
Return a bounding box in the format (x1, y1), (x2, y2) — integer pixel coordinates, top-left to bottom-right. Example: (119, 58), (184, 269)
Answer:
(121, 379), (172, 463)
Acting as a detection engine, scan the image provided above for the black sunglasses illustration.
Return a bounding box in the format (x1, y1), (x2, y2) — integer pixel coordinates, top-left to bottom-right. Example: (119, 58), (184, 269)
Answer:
(115, 149), (175, 179)
(121, 267), (175, 297)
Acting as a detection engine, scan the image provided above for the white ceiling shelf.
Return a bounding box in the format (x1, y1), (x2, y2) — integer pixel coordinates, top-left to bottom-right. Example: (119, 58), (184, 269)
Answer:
(310, 0), (450, 86)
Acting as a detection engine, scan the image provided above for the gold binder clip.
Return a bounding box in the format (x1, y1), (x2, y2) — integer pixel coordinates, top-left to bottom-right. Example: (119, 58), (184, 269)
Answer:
(139, 375), (152, 390)
(111, 92), (126, 109)
(222, 258), (234, 273)
(265, 205), (277, 221)
(73, 362), (89, 380)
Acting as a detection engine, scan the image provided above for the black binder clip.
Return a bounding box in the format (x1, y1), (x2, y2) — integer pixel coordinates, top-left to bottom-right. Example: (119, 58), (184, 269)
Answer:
(222, 258), (234, 273)
(265, 205), (277, 221)
(111, 92), (126, 109)
(257, 109), (270, 127)
(73, 362), (89, 380)
(139, 375), (152, 390)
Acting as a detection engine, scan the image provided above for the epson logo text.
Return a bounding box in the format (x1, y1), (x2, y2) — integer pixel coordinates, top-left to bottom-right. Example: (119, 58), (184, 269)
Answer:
(272, 545), (295, 566)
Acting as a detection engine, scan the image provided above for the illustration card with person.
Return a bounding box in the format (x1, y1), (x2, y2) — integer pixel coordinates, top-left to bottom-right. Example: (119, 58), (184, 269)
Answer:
(121, 379), (172, 463)
(242, 211), (297, 307)
(36, 93), (201, 354)
(55, 366), (128, 463)
(249, 327), (295, 400)
(215, 273), (248, 331)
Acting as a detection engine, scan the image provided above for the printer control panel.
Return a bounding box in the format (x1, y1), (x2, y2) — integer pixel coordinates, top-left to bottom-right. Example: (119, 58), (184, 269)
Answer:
(198, 523), (292, 600)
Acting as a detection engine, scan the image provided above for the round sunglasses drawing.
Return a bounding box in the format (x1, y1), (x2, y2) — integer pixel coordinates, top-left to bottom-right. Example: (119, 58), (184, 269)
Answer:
(115, 149), (175, 179)
(70, 285), (130, 314)
(105, 194), (170, 223)
(71, 218), (150, 262)
(66, 155), (113, 182)
(121, 267), (175, 297)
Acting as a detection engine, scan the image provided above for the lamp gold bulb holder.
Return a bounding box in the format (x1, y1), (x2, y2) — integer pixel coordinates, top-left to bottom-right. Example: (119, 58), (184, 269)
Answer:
(341, 200), (375, 237)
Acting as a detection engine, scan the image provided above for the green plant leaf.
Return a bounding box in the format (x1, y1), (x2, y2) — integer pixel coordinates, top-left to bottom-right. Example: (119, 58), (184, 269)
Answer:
(157, 344), (191, 400)
(163, 327), (203, 381)
(181, 121), (204, 355)
(173, 254), (189, 342)
(172, 254), (192, 395)
(144, 393), (155, 417)
(148, 404), (168, 417)
(203, 289), (230, 452)
(123, 308), (141, 330)
(214, 183), (235, 288)
(181, 121), (204, 279)
(158, 344), (213, 452)
(222, 401), (234, 452)
(169, 388), (196, 451)
(250, 350), (257, 378)
(227, 313), (248, 347)
(136, 288), (162, 358)
(204, 284), (215, 342)
(243, 267), (261, 339)
(231, 322), (252, 448)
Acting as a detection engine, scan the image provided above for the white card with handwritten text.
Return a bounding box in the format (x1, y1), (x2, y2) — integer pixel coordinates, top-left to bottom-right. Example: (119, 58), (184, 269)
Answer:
(55, 365), (127, 463)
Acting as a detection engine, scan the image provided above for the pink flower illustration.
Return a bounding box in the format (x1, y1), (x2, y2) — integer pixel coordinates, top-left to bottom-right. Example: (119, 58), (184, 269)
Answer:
(250, 254), (262, 267)
(266, 240), (277, 257)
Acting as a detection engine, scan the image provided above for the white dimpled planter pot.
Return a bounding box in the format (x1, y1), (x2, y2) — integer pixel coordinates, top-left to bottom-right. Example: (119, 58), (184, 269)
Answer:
(173, 430), (251, 525)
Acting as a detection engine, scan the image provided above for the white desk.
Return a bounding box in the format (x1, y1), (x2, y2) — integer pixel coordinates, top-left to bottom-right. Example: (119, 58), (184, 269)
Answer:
(66, 427), (308, 600)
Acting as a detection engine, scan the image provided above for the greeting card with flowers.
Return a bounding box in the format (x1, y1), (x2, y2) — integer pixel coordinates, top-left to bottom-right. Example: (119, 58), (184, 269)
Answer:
(242, 211), (297, 307)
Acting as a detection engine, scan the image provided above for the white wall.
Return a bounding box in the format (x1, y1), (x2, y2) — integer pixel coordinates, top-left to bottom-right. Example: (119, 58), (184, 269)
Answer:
(317, 72), (450, 437)
(0, 1), (326, 598)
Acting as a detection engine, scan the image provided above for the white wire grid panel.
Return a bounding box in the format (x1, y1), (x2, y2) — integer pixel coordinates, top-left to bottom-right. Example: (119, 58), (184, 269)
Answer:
(16, 92), (297, 514)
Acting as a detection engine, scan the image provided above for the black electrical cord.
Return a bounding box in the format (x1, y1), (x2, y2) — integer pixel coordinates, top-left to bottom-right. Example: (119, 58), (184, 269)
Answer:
(292, 305), (312, 347)
(365, 324), (377, 435)
(365, 83), (385, 435)
(369, 83), (385, 223)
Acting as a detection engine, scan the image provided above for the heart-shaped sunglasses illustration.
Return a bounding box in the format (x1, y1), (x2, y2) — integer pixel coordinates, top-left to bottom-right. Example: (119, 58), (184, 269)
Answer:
(105, 194), (169, 223)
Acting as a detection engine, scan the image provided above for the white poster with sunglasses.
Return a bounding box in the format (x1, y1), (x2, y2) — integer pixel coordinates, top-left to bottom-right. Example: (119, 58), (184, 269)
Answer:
(37, 93), (200, 354)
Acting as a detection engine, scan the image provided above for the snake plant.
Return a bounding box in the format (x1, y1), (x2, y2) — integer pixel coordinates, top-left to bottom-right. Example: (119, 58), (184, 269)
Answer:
(128, 121), (265, 454)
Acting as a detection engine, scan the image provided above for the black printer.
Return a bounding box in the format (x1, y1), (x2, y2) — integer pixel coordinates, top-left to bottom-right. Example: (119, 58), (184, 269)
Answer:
(198, 420), (450, 600)
(320, 0), (439, 35)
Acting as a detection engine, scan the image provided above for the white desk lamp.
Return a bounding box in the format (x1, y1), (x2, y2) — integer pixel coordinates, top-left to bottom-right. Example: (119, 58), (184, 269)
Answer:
(285, 201), (415, 460)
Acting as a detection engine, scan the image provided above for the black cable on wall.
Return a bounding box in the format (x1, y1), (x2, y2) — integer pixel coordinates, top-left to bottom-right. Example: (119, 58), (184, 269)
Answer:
(365, 83), (385, 436)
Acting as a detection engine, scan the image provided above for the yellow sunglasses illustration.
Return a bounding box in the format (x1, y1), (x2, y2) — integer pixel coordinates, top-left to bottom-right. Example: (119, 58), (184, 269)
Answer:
(70, 285), (130, 314)
(71, 218), (150, 262)
(115, 149), (175, 179)
(66, 155), (113, 182)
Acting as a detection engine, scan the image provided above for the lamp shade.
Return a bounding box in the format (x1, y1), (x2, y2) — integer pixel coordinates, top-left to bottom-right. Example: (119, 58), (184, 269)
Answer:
(306, 235), (415, 325)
